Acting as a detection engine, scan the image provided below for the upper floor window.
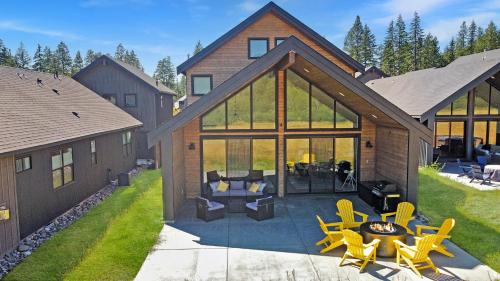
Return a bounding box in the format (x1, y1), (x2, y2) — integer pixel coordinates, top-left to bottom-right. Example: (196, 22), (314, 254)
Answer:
(275, 37), (287, 46)
(192, 75), (212, 96)
(103, 94), (117, 105)
(474, 81), (500, 115)
(15, 155), (31, 173)
(52, 147), (74, 188)
(202, 71), (276, 130)
(90, 139), (97, 165)
(436, 93), (468, 116)
(124, 94), (137, 107)
(122, 131), (132, 156)
(286, 69), (359, 130)
(248, 38), (269, 59)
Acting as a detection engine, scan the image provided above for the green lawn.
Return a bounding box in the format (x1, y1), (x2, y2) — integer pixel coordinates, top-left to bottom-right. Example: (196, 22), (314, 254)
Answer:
(3, 169), (163, 281)
(419, 167), (500, 272)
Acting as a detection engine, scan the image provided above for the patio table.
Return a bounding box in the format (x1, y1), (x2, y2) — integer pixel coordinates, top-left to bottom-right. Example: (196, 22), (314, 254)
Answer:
(484, 165), (500, 181)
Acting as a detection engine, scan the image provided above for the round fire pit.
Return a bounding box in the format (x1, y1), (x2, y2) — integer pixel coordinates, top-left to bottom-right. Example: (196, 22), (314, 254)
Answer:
(360, 221), (407, 258)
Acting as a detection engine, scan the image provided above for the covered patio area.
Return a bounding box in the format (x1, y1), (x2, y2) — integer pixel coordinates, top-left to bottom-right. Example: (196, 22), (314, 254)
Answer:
(134, 195), (497, 281)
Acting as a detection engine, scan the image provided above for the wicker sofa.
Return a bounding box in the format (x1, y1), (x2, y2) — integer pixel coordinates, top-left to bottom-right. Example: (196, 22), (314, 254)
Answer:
(203, 170), (269, 205)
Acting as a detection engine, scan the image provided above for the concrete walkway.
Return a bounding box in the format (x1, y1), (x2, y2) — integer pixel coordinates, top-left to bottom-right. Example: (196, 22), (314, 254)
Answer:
(135, 195), (498, 281)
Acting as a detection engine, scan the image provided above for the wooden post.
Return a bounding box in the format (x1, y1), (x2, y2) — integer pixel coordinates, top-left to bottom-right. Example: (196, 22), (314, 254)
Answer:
(161, 132), (175, 222)
(407, 132), (420, 207)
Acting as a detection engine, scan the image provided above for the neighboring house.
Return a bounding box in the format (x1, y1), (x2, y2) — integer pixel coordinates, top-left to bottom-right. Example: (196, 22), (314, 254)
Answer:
(148, 2), (432, 221)
(0, 66), (142, 256)
(368, 49), (500, 164)
(73, 55), (176, 163)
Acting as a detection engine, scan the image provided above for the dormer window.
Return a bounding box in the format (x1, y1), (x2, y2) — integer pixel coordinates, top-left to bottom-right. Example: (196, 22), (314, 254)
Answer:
(248, 38), (269, 59)
(192, 75), (213, 96)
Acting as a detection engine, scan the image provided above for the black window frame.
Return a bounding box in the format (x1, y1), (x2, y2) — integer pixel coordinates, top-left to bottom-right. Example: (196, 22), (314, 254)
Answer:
(51, 147), (74, 189)
(15, 155), (31, 173)
(102, 94), (117, 105)
(122, 131), (133, 157)
(191, 74), (213, 96)
(274, 37), (288, 47)
(473, 81), (500, 116)
(124, 94), (138, 107)
(90, 139), (97, 165)
(248, 38), (269, 59)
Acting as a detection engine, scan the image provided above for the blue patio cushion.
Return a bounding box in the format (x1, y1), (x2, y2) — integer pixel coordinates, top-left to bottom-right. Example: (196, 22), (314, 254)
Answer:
(229, 189), (246, 196)
(213, 191), (230, 197)
(246, 190), (263, 196)
(208, 201), (225, 211)
(230, 180), (245, 190)
(209, 181), (219, 193)
(246, 202), (258, 211)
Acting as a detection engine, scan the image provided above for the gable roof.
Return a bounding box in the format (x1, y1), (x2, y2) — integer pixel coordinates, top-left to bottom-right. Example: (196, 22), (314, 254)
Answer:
(367, 49), (500, 120)
(176, 1), (365, 75)
(74, 55), (176, 95)
(0, 66), (142, 156)
(149, 36), (431, 147)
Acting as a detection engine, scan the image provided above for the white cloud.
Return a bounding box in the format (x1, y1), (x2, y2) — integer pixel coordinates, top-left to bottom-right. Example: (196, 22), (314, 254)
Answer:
(0, 21), (82, 40)
(381, 0), (455, 17)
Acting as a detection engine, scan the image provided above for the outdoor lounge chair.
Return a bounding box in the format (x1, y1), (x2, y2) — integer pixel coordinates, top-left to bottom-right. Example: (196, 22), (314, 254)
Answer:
(196, 197), (225, 222)
(336, 199), (368, 229)
(246, 196), (274, 221)
(457, 159), (472, 177)
(469, 165), (493, 185)
(315, 215), (344, 253)
(416, 218), (456, 257)
(394, 234), (443, 277)
(381, 202), (415, 235)
(339, 229), (380, 272)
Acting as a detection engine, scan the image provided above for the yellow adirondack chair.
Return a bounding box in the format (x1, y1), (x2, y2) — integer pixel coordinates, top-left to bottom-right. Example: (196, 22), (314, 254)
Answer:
(416, 218), (456, 257)
(394, 234), (444, 277)
(339, 229), (380, 272)
(381, 202), (415, 235)
(315, 215), (344, 253)
(336, 199), (368, 229)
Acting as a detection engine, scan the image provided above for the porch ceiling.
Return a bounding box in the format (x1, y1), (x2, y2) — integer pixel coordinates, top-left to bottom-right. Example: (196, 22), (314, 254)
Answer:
(289, 56), (405, 129)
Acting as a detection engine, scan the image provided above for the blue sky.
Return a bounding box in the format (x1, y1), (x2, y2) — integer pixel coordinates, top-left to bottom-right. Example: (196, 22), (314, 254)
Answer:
(1, 0), (499, 75)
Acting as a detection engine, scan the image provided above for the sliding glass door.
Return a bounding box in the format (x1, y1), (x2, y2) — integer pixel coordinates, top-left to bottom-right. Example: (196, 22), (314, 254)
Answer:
(285, 136), (358, 194)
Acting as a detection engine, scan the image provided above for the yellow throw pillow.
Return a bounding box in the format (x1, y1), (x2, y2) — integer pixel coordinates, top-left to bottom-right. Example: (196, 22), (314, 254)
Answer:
(248, 182), (259, 193)
(217, 180), (229, 192)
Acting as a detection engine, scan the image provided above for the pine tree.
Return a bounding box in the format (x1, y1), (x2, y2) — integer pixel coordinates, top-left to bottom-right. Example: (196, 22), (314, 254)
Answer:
(14, 42), (31, 69)
(475, 21), (499, 52)
(455, 21), (468, 56)
(442, 38), (456, 65)
(361, 24), (377, 66)
(193, 40), (203, 55)
(42, 46), (53, 72)
(409, 12), (424, 71)
(71, 50), (84, 75)
(420, 33), (441, 68)
(32, 44), (44, 71)
(115, 43), (126, 61)
(467, 20), (477, 54)
(394, 15), (412, 74)
(85, 49), (96, 66)
(154, 56), (176, 89)
(343, 15), (364, 63)
(176, 75), (187, 98)
(124, 50), (142, 70)
(380, 20), (396, 75)
(55, 41), (72, 75)
(0, 39), (15, 67)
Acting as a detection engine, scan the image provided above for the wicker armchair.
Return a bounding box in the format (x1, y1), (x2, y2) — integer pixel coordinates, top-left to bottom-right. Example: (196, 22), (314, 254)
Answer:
(196, 197), (225, 222)
(246, 196), (274, 221)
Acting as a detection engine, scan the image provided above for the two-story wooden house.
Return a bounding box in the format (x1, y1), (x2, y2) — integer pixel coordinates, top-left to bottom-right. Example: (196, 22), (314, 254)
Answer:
(74, 55), (176, 163)
(148, 2), (432, 221)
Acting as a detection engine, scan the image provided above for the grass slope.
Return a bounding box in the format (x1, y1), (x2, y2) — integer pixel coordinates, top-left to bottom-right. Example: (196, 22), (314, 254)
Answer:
(3, 170), (162, 281)
(419, 167), (500, 272)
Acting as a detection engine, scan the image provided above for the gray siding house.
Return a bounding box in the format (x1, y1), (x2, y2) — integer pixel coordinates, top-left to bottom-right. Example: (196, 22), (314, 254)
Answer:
(0, 66), (142, 255)
(74, 55), (176, 162)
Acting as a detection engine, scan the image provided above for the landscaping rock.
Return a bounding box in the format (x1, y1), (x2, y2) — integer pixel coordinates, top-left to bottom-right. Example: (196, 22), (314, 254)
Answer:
(17, 244), (30, 252)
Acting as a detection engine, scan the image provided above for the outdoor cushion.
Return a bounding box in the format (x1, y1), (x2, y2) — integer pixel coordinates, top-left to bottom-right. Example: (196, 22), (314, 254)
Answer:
(212, 191), (230, 197)
(229, 189), (246, 196)
(248, 182), (259, 193)
(257, 182), (267, 192)
(208, 201), (225, 211)
(246, 202), (258, 211)
(230, 180), (245, 190)
(257, 196), (273, 204)
(246, 180), (262, 189)
(217, 180), (229, 192)
(209, 181), (219, 193)
(246, 191), (263, 196)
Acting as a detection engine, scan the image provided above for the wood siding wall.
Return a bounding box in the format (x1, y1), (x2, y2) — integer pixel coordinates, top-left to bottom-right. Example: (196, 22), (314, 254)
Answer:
(15, 130), (136, 237)
(375, 126), (409, 197)
(0, 156), (20, 256)
(186, 12), (356, 105)
(75, 61), (173, 160)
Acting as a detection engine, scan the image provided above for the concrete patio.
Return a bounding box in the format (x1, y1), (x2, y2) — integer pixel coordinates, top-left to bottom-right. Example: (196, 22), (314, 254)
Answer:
(439, 161), (500, 191)
(135, 195), (498, 281)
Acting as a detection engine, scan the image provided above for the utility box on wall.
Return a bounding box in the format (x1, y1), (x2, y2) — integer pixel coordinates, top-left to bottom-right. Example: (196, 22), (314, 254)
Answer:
(117, 172), (131, 186)
(0, 206), (10, 221)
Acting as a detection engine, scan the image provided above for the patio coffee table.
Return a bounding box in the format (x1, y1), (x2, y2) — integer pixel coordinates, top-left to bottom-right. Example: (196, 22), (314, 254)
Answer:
(228, 197), (246, 213)
(360, 221), (407, 257)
